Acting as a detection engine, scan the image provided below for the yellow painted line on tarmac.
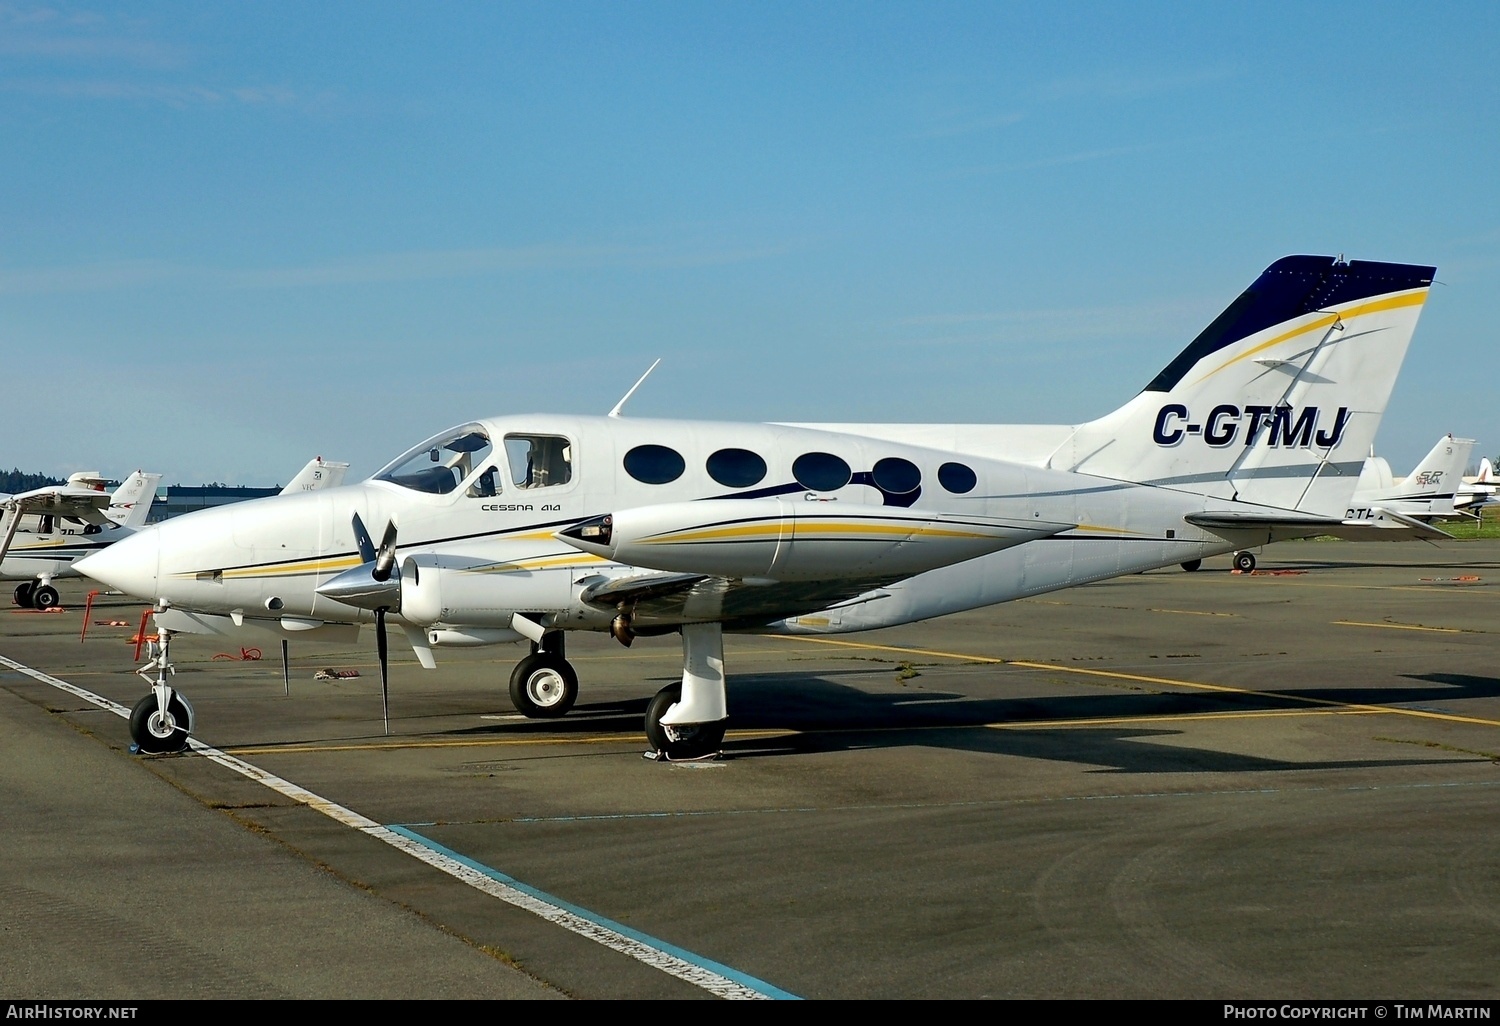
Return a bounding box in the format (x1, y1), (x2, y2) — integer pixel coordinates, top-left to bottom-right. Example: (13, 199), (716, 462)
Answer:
(989, 707), (1376, 730)
(760, 635), (1500, 730)
(226, 735), (641, 756)
(224, 728), (793, 757)
(1333, 620), (1463, 634)
(1146, 608), (1237, 617)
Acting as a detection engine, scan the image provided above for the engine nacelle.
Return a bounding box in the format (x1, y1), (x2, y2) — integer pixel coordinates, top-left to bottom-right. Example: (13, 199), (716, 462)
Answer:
(398, 553), (575, 628)
(556, 498), (1069, 582)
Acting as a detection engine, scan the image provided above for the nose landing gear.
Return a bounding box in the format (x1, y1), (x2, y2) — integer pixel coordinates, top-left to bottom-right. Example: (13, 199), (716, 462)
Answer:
(129, 625), (193, 754)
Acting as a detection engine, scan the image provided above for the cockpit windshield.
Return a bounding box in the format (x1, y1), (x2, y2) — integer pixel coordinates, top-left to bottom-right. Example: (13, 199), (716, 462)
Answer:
(375, 424), (495, 495)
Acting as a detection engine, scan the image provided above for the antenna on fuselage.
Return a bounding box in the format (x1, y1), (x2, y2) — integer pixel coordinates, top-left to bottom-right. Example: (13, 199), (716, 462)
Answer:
(608, 359), (661, 418)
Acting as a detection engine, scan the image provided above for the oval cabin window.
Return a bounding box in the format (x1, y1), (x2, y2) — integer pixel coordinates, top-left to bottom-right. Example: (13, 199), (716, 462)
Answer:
(623, 444), (687, 485)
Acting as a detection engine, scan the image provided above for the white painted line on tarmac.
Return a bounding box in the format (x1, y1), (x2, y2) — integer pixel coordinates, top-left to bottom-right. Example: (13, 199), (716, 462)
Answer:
(0, 654), (798, 1001)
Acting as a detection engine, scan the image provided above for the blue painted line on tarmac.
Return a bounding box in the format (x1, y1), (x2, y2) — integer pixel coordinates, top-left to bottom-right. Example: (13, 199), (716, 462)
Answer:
(386, 824), (801, 1001)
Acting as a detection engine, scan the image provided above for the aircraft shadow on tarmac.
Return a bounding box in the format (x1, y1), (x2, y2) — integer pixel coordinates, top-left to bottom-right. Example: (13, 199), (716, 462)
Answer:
(409, 665), (1499, 774)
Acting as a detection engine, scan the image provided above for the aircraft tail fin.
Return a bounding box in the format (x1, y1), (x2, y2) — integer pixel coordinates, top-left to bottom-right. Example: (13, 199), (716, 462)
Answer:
(1055, 255), (1435, 515)
(106, 471), (162, 527)
(1397, 435), (1474, 513)
(279, 456), (350, 495)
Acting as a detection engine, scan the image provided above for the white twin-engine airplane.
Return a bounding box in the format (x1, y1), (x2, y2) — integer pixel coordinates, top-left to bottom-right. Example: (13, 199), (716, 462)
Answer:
(78, 254), (1436, 759)
(1, 470), (161, 609)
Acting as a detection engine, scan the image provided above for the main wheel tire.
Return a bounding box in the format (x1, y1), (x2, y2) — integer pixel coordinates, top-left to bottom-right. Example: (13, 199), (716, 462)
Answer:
(1180, 559), (1202, 572)
(14, 582), (34, 607)
(644, 683), (726, 760)
(31, 584), (59, 610)
(1233, 551), (1257, 573)
(508, 653), (578, 718)
(129, 692), (191, 754)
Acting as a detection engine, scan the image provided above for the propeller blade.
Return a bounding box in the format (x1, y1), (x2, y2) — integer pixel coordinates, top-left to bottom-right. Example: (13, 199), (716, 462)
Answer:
(352, 513), (376, 564)
(373, 519), (399, 582)
(375, 607), (390, 736)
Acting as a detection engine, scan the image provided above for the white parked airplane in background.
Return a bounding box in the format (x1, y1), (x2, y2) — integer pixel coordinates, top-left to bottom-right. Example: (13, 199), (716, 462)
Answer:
(1346, 433), (1476, 523)
(1456, 457), (1499, 514)
(1, 470), (161, 609)
(78, 254), (1436, 758)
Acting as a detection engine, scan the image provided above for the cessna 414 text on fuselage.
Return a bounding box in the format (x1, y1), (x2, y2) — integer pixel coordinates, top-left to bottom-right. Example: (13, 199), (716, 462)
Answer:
(78, 255), (1435, 758)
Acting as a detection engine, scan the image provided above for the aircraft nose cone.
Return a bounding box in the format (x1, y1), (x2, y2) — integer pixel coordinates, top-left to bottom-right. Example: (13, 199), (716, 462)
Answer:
(75, 528), (161, 600)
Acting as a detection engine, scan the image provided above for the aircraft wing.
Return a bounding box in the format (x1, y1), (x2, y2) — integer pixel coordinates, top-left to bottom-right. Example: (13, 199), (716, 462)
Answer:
(3, 482), (115, 524)
(154, 607), (363, 644)
(0, 478), (116, 563)
(577, 568), (894, 630)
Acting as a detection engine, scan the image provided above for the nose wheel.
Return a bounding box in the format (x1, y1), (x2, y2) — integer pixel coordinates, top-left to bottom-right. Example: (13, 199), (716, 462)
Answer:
(1233, 550), (1257, 573)
(129, 690), (192, 754)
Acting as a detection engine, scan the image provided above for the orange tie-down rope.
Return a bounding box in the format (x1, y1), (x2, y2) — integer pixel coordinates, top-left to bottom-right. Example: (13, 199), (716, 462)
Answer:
(213, 647), (262, 661)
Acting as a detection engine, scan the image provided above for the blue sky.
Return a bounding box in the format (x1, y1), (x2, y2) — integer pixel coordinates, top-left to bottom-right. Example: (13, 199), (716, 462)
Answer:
(3, 2), (1498, 484)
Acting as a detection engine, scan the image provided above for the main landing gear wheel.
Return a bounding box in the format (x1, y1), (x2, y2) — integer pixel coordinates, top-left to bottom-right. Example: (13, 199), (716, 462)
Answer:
(31, 584), (59, 610)
(13, 582), (34, 607)
(1180, 559), (1202, 572)
(129, 692), (191, 754)
(645, 682), (726, 761)
(508, 653), (578, 719)
(1233, 551), (1257, 573)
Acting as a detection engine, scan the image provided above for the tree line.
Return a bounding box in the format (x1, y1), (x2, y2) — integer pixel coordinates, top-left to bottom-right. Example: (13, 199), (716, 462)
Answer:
(1, 469), (65, 493)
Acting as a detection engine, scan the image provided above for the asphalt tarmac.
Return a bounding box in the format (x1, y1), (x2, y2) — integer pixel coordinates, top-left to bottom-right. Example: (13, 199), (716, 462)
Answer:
(2, 540), (1499, 1000)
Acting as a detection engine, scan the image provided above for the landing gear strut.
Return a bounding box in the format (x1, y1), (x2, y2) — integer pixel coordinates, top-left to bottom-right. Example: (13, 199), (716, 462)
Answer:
(508, 632), (578, 718)
(645, 622), (728, 761)
(130, 625), (193, 753)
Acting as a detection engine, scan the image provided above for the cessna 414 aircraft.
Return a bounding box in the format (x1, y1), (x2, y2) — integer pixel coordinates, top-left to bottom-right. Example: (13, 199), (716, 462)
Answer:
(79, 254), (1436, 759)
(1, 470), (161, 609)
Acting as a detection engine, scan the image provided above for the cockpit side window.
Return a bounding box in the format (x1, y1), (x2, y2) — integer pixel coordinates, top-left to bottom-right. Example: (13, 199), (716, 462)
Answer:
(505, 434), (573, 488)
(376, 426), (495, 495)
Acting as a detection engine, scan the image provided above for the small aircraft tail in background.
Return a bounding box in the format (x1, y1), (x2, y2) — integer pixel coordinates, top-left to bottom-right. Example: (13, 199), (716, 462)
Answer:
(105, 471), (163, 528)
(1347, 434), (1474, 523)
(279, 456), (350, 495)
(1456, 457), (1499, 514)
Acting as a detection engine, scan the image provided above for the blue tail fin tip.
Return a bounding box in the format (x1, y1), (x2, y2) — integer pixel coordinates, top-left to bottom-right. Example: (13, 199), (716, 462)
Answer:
(1144, 254), (1436, 394)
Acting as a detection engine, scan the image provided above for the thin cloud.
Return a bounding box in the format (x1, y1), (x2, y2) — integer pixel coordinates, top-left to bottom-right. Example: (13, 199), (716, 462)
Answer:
(909, 110), (1026, 140)
(1, 76), (304, 108)
(948, 143), (1155, 178)
(891, 297), (1211, 348)
(0, 239), (809, 295)
(1033, 67), (1239, 104)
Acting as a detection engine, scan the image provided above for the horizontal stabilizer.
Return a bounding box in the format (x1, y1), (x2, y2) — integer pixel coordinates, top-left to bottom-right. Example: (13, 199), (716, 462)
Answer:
(1185, 511), (1343, 530)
